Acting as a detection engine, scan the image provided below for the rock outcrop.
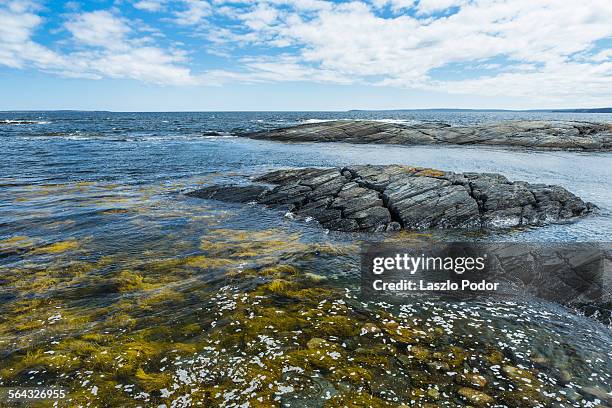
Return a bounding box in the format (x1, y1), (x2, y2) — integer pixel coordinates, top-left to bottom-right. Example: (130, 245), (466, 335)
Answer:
(187, 165), (595, 232)
(244, 120), (612, 151)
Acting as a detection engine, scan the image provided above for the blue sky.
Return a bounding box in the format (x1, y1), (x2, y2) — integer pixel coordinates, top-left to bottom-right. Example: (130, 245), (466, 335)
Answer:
(1, 0), (611, 111)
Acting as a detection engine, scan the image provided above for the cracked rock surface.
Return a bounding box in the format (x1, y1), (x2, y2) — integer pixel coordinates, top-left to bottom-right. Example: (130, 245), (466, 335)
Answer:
(244, 120), (612, 151)
(187, 165), (596, 232)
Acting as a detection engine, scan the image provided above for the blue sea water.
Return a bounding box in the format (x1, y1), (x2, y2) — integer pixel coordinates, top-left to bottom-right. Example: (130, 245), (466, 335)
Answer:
(2, 111), (611, 242)
(0, 111), (611, 406)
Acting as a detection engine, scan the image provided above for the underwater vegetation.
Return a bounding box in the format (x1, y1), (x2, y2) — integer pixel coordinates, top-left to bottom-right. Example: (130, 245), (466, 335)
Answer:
(0, 179), (610, 407)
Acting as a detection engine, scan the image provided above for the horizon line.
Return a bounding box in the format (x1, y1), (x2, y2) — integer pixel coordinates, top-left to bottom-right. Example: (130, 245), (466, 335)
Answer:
(2, 107), (612, 114)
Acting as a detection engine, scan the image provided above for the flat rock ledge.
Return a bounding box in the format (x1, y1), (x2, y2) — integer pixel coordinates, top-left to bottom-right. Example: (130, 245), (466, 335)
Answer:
(187, 165), (595, 232)
(244, 120), (612, 151)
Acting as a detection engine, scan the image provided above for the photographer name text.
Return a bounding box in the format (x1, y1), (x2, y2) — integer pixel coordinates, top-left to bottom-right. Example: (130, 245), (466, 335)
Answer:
(372, 279), (499, 292)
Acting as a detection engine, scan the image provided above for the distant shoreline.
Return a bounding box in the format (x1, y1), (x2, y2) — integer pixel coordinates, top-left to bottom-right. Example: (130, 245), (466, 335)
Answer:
(348, 108), (612, 113)
(1, 108), (612, 114)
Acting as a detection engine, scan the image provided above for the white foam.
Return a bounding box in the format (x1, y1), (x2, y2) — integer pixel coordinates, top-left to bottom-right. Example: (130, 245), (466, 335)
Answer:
(2, 119), (51, 124)
(367, 118), (420, 125)
(301, 119), (332, 124)
(298, 118), (419, 125)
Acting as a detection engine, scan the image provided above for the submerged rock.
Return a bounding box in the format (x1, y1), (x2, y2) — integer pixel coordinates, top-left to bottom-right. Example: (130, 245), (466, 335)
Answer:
(458, 387), (495, 406)
(244, 120), (612, 151)
(187, 165), (595, 232)
(460, 373), (488, 389)
(186, 185), (268, 203)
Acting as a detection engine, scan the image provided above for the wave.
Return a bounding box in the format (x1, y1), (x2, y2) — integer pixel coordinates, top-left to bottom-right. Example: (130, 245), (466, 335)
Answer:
(202, 134), (236, 139)
(300, 119), (332, 124)
(16, 133), (238, 142)
(299, 118), (420, 125)
(1, 119), (51, 125)
(367, 118), (421, 125)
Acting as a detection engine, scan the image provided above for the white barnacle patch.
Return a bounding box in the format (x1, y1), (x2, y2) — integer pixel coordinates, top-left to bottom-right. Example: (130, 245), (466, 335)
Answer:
(275, 385), (294, 395)
(328, 351), (341, 360)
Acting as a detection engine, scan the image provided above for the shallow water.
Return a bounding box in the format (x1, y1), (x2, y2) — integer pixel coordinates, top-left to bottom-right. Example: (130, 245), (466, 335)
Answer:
(0, 111), (611, 407)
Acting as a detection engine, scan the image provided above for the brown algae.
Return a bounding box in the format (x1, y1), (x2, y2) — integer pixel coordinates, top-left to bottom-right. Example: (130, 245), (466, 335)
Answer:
(0, 179), (609, 407)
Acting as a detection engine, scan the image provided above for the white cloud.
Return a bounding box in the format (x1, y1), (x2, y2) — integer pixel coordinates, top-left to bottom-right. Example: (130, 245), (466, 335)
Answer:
(61, 10), (196, 84)
(0, 3), (197, 85)
(591, 49), (612, 62)
(66, 11), (131, 50)
(133, 0), (166, 12)
(78, 46), (195, 84)
(0, 1), (64, 69)
(241, 3), (280, 31)
(173, 0), (211, 25)
(1, 0), (611, 105)
(247, 0), (332, 12)
(429, 61), (612, 103)
(203, 0), (612, 104)
(416, 0), (465, 14)
(370, 0), (416, 12)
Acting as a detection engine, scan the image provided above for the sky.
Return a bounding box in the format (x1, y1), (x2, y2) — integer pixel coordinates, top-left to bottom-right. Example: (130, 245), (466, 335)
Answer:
(0, 0), (611, 111)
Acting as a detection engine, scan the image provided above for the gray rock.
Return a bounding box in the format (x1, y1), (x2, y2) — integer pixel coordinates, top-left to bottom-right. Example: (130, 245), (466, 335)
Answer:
(259, 183), (311, 206)
(185, 185), (269, 202)
(387, 184), (481, 229)
(322, 218), (360, 232)
(385, 221), (402, 231)
(331, 185), (382, 216)
(244, 120), (612, 151)
(187, 165), (595, 233)
(346, 205), (391, 230)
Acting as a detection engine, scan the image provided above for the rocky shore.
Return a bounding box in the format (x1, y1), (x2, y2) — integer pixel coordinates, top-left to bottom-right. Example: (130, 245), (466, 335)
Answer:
(187, 165), (595, 232)
(244, 120), (612, 151)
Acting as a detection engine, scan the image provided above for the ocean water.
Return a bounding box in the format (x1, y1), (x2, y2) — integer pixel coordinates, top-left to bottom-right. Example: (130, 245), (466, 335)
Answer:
(0, 111), (611, 407)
